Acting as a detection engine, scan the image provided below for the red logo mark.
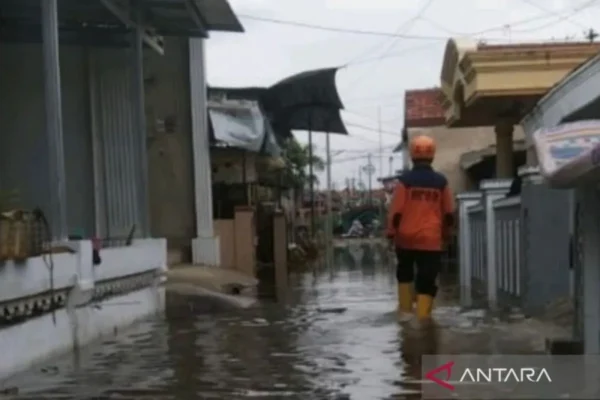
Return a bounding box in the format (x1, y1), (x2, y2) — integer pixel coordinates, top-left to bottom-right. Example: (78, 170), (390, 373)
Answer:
(425, 361), (455, 390)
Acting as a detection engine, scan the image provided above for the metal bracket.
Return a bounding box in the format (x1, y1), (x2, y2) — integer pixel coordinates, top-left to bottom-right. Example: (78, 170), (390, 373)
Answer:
(100, 0), (165, 55)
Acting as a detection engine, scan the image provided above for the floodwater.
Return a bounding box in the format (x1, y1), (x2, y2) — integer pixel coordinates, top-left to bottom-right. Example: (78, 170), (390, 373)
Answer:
(5, 243), (544, 399)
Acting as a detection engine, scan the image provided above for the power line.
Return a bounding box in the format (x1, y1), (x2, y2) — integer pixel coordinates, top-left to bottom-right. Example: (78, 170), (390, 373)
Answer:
(343, 91), (406, 103)
(237, 13), (497, 41)
(331, 153), (393, 164)
(343, 109), (402, 130)
(332, 145), (397, 154)
(236, 3), (595, 42)
(344, 43), (437, 67)
(519, 0), (587, 29)
(339, 0), (600, 108)
(514, 0), (593, 31)
(343, 0), (437, 91)
(345, 0), (436, 66)
(345, 121), (400, 136)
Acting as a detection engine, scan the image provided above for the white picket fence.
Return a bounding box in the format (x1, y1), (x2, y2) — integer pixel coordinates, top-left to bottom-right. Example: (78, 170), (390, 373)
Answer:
(458, 179), (523, 310)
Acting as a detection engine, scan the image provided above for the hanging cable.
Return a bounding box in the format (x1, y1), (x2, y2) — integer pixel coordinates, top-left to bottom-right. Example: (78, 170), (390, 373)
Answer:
(237, 3), (595, 42)
(344, 0), (436, 67)
(344, 121), (400, 136)
(343, 0), (436, 91)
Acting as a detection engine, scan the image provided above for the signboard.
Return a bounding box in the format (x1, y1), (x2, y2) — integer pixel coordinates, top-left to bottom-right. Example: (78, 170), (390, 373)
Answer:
(533, 120), (600, 188)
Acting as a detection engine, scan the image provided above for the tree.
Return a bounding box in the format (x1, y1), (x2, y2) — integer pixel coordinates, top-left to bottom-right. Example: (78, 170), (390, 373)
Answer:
(280, 136), (325, 190)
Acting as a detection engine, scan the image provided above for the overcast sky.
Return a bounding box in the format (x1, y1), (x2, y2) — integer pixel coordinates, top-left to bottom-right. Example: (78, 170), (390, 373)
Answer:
(205, 0), (599, 188)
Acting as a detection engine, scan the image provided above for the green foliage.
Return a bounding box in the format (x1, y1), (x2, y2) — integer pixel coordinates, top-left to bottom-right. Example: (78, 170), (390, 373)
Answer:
(281, 137), (325, 189)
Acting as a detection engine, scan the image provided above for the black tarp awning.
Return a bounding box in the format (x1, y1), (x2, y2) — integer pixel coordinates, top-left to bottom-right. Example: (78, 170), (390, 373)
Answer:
(208, 67), (347, 138)
(270, 106), (347, 136)
(261, 68), (344, 112)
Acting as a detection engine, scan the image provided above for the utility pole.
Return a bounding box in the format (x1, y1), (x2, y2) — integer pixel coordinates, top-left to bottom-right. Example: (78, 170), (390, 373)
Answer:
(388, 156), (393, 175)
(358, 167), (363, 202)
(366, 153), (375, 204)
(308, 130), (315, 236)
(325, 132), (333, 269)
(378, 106), (383, 180)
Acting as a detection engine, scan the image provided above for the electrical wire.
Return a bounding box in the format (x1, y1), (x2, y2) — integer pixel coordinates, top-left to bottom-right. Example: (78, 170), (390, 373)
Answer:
(343, 109), (404, 129)
(236, 2), (595, 42)
(343, 0), (437, 90)
(332, 145), (397, 154)
(331, 153), (391, 164)
(343, 91), (406, 103)
(344, 121), (400, 136)
(519, 0), (587, 29)
(345, 0), (436, 66)
(512, 0), (594, 32)
(237, 13), (498, 41)
(345, 43), (436, 67)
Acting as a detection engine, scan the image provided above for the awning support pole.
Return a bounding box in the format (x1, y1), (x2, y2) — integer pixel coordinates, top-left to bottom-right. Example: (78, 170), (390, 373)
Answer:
(308, 127), (315, 236)
(325, 131), (333, 270)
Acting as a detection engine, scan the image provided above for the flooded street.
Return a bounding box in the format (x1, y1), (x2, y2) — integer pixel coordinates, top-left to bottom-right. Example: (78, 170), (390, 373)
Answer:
(6, 245), (545, 399)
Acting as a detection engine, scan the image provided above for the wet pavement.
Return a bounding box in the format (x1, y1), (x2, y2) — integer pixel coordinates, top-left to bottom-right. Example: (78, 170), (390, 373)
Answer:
(4, 244), (553, 399)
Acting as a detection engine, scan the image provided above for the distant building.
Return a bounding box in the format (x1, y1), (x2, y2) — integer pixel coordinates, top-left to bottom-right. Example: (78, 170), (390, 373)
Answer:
(395, 88), (525, 192)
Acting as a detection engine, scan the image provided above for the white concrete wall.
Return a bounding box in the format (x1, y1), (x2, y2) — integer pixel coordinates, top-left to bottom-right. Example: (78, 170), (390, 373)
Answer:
(0, 286), (165, 380)
(0, 239), (167, 303)
(0, 238), (167, 379)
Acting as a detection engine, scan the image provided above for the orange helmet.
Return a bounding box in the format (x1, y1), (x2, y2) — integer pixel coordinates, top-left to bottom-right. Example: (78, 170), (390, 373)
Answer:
(409, 135), (436, 160)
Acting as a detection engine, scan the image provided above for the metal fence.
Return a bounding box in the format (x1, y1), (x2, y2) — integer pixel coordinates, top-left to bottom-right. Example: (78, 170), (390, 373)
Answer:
(493, 196), (522, 304)
(457, 170), (571, 314)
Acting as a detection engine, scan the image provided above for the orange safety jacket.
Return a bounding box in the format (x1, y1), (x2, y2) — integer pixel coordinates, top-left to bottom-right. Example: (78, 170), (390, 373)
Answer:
(386, 164), (455, 251)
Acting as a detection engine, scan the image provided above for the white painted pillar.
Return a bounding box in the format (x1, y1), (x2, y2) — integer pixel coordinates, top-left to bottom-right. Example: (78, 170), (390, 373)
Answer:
(189, 38), (220, 266)
(456, 192), (483, 308)
(481, 179), (512, 311)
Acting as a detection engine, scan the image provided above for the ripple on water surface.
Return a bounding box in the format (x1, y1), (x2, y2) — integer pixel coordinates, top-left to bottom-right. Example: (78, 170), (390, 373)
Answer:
(5, 251), (544, 399)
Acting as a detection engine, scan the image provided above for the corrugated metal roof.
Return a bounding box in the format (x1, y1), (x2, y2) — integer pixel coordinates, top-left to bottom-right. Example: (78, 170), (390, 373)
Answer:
(194, 0), (243, 32)
(0, 0), (243, 40)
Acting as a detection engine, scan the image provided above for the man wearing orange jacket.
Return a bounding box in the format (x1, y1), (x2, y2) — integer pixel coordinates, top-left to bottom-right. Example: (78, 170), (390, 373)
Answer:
(387, 135), (455, 321)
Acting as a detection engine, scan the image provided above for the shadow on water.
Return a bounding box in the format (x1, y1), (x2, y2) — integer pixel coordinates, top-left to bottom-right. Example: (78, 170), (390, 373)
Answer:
(5, 240), (541, 399)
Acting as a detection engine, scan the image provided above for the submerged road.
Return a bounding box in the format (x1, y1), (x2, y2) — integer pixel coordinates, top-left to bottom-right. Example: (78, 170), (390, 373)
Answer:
(6, 244), (551, 399)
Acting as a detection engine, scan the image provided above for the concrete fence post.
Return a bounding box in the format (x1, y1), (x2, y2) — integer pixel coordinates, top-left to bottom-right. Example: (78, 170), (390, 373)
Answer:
(456, 192), (483, 308)
(480, 179), (512, 311)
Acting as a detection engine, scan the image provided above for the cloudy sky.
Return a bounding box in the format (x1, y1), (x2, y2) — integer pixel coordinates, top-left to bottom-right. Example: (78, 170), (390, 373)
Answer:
(205, 0), (599, 188)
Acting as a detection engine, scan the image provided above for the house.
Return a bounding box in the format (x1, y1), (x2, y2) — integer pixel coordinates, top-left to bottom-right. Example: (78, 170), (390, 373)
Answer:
(0, 0), (243, 379)
(396, 38), (600, 191)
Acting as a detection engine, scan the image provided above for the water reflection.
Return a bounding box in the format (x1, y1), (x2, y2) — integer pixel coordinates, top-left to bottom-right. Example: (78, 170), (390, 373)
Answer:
(6, 241), (543, 399)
